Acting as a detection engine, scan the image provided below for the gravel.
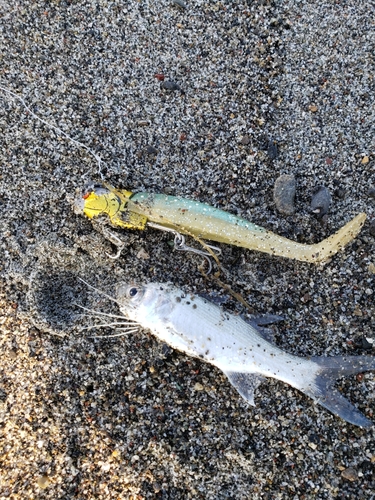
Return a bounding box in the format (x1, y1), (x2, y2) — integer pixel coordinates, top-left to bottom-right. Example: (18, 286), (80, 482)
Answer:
(0, 0), (374, 498)
(310, 185), (332, 219)
(273, 173), (296, 215)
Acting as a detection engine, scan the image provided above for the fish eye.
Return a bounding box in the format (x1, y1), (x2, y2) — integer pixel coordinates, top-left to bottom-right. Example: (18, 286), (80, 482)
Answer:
(128, 287), (139, 298)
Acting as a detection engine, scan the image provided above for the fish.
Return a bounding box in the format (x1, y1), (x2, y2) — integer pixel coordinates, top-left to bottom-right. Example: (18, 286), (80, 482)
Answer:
(113, 282), (375, 427)
(75, 183), (366, 264)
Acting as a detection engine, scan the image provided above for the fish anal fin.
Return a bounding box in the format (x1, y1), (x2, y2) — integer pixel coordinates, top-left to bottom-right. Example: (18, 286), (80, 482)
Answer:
(224, 371), (265, 406)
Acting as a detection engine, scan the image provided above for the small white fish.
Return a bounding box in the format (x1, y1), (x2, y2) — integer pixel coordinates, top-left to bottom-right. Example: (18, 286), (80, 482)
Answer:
(111, 282), (375, 427)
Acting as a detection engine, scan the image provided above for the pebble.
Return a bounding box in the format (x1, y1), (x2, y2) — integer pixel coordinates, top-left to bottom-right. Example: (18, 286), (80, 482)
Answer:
(368, 187), (375, 199)
(273, 174), (296, 215)
(310, 186), (332, 218)
(369, 220), (375, 237)
(341, 467), (359, 482)
(260, 136), (278, 159)
(154, 73), (165, 81)
(145, 145), (158, 155)
(267, 140), (278, 160)
(161, 81), (181, 91)
(137, 248), (150, 260)
(240, 134), (251, 145)
(353, 336), (373, 350)
(37, 475), (50, 489)
(336, 188), (345, 199)
(171, 0), (187, 9)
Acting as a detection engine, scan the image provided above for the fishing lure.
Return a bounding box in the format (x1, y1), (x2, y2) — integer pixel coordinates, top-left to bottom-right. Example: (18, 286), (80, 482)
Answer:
(105, 281), (373, 427)
(75, 184), (366, 264)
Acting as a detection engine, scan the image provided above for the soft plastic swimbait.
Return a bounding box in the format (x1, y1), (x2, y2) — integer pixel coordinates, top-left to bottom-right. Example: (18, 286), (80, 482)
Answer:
(75, 184), (366, 264)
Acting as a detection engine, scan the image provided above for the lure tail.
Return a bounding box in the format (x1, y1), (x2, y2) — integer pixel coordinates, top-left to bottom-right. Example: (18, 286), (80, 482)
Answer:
(225, 212), (366, 263)
(303, 355), (375, 427)
(304, 213), (366, 263)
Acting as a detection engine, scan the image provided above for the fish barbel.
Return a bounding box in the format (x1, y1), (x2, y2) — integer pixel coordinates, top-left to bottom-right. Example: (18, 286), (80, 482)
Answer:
(75, 184), (366, 264)
(116, 282), (375, 427)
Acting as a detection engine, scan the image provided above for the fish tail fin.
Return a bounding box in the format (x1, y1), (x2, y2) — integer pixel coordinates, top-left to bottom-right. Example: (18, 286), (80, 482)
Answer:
(311, 213), (366, 263)
(304, 355), (375, 427)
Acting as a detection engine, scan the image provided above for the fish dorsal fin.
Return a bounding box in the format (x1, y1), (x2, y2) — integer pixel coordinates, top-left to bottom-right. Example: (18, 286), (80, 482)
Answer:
(224, 371), (265, 406)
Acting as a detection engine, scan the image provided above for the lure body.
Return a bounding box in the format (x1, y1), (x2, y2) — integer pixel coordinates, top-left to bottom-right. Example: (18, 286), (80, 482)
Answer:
(116, 282), (375, 427)
(76, 185), (366, 263)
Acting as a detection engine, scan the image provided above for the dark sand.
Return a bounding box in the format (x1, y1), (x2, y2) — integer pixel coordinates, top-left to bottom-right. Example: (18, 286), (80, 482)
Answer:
(0, 1), (374, 498)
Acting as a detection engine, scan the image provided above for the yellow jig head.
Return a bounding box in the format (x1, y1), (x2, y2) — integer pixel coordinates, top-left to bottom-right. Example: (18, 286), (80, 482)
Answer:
(75, 183), (366, 264)
(75, 184), (148, 230)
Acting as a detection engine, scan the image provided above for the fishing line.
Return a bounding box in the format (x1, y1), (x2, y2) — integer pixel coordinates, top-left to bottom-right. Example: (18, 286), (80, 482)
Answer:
(0, 83), (106, 179)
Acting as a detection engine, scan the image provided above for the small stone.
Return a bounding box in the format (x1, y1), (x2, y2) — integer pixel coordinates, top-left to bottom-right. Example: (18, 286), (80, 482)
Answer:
(353, 336), (373, 350)
(341, 467), (359, 482)
(368, 263), (375, 274)
(369, 220), (375, 237)
(267, 140), (278, 160)
(153, 482), (162, 493)
(137, 248), (150, 260)
(301, 293), (311, 303)
(37, 475), (50, 489)
(336, 188), (345, 199)
(311, 186), (332, 218)
(161, 81), (181, 91)
(154, 73), (165, 81)
(260, 136), (278, 159)
(146, 145), (158, 155)
(194, 382), (204, 391)
(361, 156), (369, 164)
(172, 0), (187, 8)
(0, 388), (7, 402)
(353, 307), (363, 316)
(240, 134), (250, 145)
(309, 104), (318, 112)
(368, 187), (375, 199)
(273, 174), (296, 215)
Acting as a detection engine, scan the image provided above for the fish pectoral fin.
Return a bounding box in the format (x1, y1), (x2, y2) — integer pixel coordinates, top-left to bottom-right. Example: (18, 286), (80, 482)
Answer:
(224, 371), (265, 406)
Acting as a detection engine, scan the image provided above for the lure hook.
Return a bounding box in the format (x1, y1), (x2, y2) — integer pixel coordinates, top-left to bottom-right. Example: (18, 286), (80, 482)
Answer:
(148, 222), (221, 274)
